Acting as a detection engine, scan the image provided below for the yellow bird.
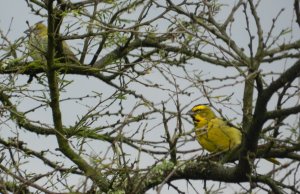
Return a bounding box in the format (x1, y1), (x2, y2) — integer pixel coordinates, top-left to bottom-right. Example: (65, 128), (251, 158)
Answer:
(187, 104), (241, 152)
(187, 104), (280, 165)
(26, 22), (77, 62)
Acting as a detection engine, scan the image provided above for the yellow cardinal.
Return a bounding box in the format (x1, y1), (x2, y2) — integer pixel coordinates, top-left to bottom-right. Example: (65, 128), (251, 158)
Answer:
(26, 22), (77, 62)
(187, 104), (280, 165)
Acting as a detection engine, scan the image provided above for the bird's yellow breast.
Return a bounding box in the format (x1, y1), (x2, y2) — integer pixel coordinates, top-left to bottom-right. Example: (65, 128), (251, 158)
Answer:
(195, 118), (242, 152)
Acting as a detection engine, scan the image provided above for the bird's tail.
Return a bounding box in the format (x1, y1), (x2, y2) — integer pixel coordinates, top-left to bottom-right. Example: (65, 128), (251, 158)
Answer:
(266, 158), (281, 165)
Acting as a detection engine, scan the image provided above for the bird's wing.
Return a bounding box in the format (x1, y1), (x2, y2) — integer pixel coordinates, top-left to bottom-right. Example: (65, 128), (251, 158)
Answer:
(206, 118), (240, 151)
(213, 119), (242, 149)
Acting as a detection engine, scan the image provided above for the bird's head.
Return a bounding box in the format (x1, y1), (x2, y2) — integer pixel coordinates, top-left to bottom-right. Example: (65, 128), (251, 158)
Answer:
(32, 22), (47, 36)
(25, 22), (47, 37)
(187, 104), (216, 127)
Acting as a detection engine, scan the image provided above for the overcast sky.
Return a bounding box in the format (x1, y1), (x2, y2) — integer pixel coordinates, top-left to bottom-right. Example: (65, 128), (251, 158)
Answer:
(0, 1), (299, 193)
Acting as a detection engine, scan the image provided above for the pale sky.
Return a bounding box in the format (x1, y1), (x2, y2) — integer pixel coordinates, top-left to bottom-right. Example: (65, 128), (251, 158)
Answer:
(0, 1), (299, 193)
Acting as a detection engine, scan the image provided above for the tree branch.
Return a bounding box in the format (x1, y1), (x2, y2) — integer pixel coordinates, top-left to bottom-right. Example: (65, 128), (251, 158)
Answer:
(239, 59), (300, 169)
(265, 104), (300, 120)
(46, 1), (110, 191)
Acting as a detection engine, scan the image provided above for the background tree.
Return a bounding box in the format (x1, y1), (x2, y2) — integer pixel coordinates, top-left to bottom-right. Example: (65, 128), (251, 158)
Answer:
(0, 0), (300, 193)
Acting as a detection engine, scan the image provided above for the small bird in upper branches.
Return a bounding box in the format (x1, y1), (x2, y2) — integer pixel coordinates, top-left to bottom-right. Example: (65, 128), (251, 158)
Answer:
(25, 22), (77, 63)
(187, 104), (280, 165)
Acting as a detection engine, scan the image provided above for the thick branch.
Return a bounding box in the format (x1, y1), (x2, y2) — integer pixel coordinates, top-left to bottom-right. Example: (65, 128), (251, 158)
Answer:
(137, 160), (246, 194)
(46, 1), (110, 191)
(239, 59), (300, 168)
(265, 104), (300, 120)
(295, 0), (300, 27)
(263, 39), (300, 58)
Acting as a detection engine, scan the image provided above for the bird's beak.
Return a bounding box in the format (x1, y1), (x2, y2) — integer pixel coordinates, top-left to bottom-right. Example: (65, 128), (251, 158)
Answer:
(186, 110), (194, 116)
